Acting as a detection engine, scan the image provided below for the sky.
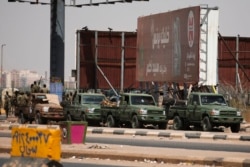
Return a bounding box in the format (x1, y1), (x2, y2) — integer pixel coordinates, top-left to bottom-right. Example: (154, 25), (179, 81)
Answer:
(0, 0), (250, 81)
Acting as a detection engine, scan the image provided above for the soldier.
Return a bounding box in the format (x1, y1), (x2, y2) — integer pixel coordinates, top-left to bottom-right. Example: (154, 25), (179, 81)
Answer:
(33, 81), (40, 93)
(69, 92), (74, 104)
(10, 90), (19, 116)
(65, 93), (72, 104)
(30, 84), (34, 93)
(17, 91), (28, 107)
(40, 84), (49, 93)
(4, 91), (11, 118)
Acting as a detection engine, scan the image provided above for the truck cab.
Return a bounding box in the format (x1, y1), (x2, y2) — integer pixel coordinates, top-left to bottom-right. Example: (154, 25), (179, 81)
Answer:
(63, 92), (106, 126)
(167, 92), (243, 132)
(101, 93), (167, 129)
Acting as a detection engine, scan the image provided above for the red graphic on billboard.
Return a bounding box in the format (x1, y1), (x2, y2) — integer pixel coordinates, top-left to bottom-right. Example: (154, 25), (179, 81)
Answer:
(136, 6), (200, 83)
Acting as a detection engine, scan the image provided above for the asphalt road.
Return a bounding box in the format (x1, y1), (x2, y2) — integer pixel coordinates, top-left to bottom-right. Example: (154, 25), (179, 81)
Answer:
(1, 115), (250, 166)
(1, 130), (249, 153)
(0, 157), (132, 167)
(85, 135), (250, 153)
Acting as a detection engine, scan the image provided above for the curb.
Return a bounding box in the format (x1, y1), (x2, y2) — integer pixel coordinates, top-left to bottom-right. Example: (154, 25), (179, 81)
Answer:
(60, 149), (250, 167)
(88, 127), (250, 141)
(1, 146), (250, 167)
(1, 123), (250, 141)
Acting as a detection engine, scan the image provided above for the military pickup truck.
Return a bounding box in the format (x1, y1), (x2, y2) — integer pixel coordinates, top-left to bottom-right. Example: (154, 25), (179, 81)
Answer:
(63, 92), (106, 126)
(165, 92), (243, 133)
(101, 93), (167, 129)
(15, 93), (65, 124)
(33, 93), (65, 124)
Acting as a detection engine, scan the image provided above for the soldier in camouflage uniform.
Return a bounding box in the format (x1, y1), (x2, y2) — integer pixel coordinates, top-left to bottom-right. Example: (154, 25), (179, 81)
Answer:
(4, 91), (11, 118)
(30, 81), (40, 93)
(10, 90), (19, 116)
(40, 84), (49, 93)
(17, 91), (28, 107)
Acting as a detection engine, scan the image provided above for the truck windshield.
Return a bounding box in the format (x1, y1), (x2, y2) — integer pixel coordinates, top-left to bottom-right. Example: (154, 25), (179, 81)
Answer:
(82, 95), (105, 104)
(131, 96), (155, 105)
(201, 95), (227, 105)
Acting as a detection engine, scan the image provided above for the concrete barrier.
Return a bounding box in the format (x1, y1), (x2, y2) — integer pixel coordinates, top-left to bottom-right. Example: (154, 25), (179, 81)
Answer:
(2, 124), (62, 167)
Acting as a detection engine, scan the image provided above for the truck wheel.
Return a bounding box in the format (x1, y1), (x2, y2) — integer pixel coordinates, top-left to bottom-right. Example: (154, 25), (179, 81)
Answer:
(202, 116), (212, 131)
(107, 115), (115, 127)
(230, 123), (240, 133)
(173, 116), (183, 130)
(18, 113), (26, 124)
(131, 115), (142, 129)
(67, 114), (72, 121)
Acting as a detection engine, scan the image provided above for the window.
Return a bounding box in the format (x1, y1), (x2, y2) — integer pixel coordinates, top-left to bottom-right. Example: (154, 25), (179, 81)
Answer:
(192, 95), (199, 105)
(201, 95), (226, 105)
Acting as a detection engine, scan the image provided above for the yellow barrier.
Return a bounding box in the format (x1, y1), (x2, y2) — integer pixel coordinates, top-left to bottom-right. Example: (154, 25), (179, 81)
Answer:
(10, 125), (61, 161)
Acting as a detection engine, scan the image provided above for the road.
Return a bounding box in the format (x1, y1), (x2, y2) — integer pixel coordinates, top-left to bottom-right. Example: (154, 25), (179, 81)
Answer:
(1, 130), (249, 153)
(85, 135), (250, 153)
(0, 156), (214, 167)
(1, 115), (250, 166)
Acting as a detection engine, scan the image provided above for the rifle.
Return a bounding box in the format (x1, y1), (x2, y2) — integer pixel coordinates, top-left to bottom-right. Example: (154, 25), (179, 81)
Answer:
(38, 76), (42, 86)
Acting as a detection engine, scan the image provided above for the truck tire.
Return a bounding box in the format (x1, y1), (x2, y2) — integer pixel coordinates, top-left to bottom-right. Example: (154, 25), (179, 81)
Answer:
(173, 116), (183, 130)
(131, 115), (142, 129)
(230, 123), (240, 133)
(107, 115), (116, 127)
(18, 113), (26, 124)
(202, 116), (212, 131)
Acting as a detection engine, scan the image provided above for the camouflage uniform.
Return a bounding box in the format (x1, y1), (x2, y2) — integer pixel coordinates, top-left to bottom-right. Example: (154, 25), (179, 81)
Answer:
(10, 91), (19, 115)
(4, 92), (11, 118)
(17, 92), (28, 107)
(40, 84), (49, 93)
(32, 81), (40, 93)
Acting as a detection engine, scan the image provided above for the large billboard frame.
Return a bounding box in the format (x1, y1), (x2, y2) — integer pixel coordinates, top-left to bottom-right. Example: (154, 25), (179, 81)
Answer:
(136, 5), (219, 86)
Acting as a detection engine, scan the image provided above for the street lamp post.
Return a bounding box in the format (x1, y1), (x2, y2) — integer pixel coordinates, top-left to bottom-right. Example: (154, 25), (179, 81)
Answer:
(1, 44), (6, 89)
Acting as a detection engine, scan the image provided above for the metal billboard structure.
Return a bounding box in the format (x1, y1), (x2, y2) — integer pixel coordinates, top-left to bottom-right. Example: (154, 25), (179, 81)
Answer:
(136, 6), (219, 86)
(8, 0), (149, 85)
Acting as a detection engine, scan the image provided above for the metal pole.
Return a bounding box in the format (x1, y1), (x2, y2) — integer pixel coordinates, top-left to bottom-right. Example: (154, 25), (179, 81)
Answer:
(236, 34), (239, 92)
(95, 31), (118, 97)
(121, 32), (125, 93)
(1, 44), (6, 89)
(50, 0), (65, 84)
(76, 30), (80, 93)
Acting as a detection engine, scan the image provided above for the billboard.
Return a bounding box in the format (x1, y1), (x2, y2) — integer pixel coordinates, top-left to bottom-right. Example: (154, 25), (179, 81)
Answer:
(77, 30), (139, 90)
(136, 6), (201, 83)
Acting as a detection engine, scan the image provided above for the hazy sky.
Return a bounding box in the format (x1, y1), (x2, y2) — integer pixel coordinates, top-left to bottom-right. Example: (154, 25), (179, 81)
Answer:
(0, 0), (250, 81)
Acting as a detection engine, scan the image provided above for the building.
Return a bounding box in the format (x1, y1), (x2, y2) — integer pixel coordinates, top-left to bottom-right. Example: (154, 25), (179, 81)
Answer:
(1, 69), (42, 90)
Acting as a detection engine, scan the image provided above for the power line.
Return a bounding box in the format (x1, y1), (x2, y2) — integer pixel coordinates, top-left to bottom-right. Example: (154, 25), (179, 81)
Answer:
(8, 0), (149, 7)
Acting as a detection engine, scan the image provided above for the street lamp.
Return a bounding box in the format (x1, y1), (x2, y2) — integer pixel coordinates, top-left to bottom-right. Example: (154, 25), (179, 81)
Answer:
(1, 44), (6, 89)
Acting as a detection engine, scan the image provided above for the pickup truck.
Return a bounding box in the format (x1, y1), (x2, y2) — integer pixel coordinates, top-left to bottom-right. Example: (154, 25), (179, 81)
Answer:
(165, 92), (243, 133)
(15, 93), (65, 124)
(33, 93), (65, 124)
(101, 93), (167, 129)
(63, 92), (106, 126)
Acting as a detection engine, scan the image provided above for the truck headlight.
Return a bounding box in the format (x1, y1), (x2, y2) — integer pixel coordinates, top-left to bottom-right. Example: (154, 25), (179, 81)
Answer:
(43, 107), (49, 112)
(210, 109), (220, 116)
(139, 109), (147, 115)
(87, 108), (95, 113)
(237, 111), (241, 116)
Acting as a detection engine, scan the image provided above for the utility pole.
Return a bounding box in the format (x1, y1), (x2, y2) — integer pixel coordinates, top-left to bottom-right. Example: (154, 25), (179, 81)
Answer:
(1, 44), (6, 89)
(50, 0), (65, 84)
